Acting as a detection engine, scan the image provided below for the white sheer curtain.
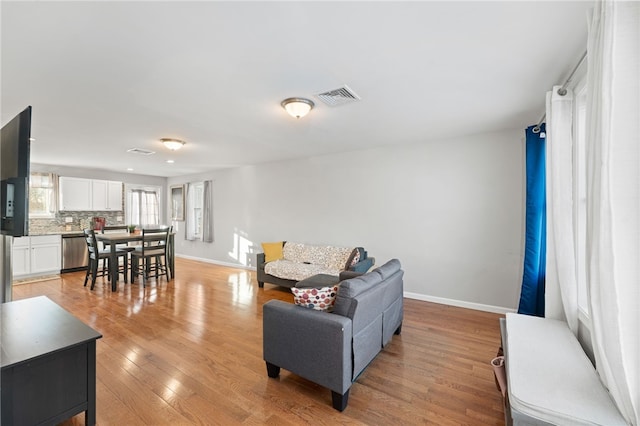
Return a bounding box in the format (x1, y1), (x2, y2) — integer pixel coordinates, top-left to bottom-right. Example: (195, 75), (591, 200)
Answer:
(185, 182), (196, 241)
(184, 181), (213, 242)
(544, 85), (579, 334)
(128, 189), (159, 227)
(585, 1), (639, 424)
(202, 180), (213, 243)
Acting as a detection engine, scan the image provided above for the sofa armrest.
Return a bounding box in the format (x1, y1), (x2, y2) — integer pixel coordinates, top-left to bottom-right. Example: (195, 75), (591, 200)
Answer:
(257, 252), (266, 266)
(263, 300), (353, 395)
(349, 256), (375, 273)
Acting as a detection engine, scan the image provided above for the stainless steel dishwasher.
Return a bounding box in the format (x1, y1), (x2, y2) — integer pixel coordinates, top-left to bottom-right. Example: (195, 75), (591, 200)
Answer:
(61, 234), (88, 272)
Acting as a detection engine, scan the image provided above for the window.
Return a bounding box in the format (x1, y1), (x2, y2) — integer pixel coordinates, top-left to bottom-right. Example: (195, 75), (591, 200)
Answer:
(186, 182), (204, 239)
(170, 185), (184, 221)
(185, 180), (213, 242)
(573, 80), (589, 320)
(125, 185), (161, 227)
(29, 172), (57, 217)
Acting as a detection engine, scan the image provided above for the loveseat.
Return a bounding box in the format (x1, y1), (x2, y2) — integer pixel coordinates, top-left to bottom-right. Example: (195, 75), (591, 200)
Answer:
(257, 241), (374, 289)
(263, 259), (404, 411)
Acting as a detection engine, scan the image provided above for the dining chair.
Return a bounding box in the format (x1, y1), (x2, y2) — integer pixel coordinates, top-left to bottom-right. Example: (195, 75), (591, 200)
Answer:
(83, 228), (129, 290)
(130, 226), (172, 287)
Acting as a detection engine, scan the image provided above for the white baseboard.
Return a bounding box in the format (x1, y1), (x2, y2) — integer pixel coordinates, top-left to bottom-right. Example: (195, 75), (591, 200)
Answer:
(403, 291), (515, 315)
(175, 254), (256, 271)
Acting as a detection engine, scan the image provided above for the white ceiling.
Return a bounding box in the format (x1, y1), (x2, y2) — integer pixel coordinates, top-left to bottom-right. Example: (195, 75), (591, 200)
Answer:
(1, 1), (592, 178)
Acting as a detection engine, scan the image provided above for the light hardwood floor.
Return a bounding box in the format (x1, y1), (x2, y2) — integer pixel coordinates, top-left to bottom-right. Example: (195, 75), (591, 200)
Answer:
(12, 258), (506, 425)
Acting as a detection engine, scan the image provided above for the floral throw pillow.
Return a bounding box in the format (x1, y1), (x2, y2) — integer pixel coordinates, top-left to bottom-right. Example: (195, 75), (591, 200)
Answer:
(291, 285), (339, 312)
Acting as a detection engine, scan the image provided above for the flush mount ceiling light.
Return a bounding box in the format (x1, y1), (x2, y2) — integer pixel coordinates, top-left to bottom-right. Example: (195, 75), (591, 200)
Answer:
(160, 138), (186, 151)
(281, 97), (314, 119)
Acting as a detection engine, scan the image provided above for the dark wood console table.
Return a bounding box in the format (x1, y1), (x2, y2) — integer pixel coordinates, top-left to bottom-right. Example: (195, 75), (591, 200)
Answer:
(1, 296), (102, 425)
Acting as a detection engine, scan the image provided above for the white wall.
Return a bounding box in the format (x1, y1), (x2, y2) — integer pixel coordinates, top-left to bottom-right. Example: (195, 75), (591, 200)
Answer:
(168, 128), (526, 312)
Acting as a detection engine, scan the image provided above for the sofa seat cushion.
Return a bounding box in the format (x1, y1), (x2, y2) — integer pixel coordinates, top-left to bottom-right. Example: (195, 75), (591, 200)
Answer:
(283, 242), (355, 271)
(264, 259), (341, 282)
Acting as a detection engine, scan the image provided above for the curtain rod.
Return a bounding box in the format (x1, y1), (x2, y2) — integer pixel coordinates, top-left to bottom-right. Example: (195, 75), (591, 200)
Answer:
(532, 50), (587, 134)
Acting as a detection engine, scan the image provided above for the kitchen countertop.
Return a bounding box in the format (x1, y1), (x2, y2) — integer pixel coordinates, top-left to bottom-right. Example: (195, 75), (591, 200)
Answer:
(28, 231), (85, 237)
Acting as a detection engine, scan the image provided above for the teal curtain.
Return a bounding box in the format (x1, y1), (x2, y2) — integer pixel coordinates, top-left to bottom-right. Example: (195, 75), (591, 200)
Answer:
(518, 124), (546, 316)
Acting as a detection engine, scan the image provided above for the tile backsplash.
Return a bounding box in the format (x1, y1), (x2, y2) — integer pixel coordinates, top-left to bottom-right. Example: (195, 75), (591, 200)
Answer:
(29, 211), (124, 235)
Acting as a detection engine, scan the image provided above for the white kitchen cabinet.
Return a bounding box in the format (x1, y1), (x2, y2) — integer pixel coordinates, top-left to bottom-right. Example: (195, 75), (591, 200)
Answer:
(91, 180), (123, 211)
(106, 181), (123, 210)
(59, 177), (92, 211)
(12, 237), (31, 276)
(12, 235), (61, 278)
(59, 177), (122, 211)
(91, 179), (108, 210)
(30, 235), (62, 275)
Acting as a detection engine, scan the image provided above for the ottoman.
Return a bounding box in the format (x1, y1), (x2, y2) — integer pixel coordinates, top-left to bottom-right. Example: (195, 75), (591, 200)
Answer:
(295, 273), (340, 288)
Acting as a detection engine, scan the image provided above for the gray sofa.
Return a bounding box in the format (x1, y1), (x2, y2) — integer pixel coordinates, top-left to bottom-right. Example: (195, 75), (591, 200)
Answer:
(262, 259), (404, 411)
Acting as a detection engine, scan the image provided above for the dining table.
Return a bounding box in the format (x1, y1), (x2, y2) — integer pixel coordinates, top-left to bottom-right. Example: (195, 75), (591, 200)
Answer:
(95, 231), (175, 291)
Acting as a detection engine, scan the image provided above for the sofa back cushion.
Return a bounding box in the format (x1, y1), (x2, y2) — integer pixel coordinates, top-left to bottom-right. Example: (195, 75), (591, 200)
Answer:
(333, 259), (402, 319)
(334, 272), (381, 303)
(375, 258), (401, 280)
(282, 242), (309, 263)
(283, 242), (356, 271)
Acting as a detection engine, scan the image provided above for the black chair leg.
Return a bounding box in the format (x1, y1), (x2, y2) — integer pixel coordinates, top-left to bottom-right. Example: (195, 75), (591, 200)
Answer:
(142, 257), (148, 287)
(83, 262), (90, 287)
(130, 257), (137, 283)
(90, 260), (98, 290)
(153, 256), (160, 281)
(142, 258), (149, 286)
(163, 257), (169, 281)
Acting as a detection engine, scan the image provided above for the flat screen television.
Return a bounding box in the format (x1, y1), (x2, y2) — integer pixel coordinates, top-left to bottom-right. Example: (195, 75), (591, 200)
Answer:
(1, 106), (31, 237)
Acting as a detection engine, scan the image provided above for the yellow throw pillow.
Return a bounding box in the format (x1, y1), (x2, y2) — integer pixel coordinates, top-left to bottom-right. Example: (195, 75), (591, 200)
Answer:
(262, 241), (284, 262)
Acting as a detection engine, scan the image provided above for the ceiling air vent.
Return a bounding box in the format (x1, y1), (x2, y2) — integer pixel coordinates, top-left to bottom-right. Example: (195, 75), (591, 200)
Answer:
(127, 148), (155, 155)
(315, 85), (361, 107)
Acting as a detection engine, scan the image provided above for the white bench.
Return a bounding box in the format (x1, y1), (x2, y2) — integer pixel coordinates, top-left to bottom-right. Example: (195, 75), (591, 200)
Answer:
(500, 313), (627, 425)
